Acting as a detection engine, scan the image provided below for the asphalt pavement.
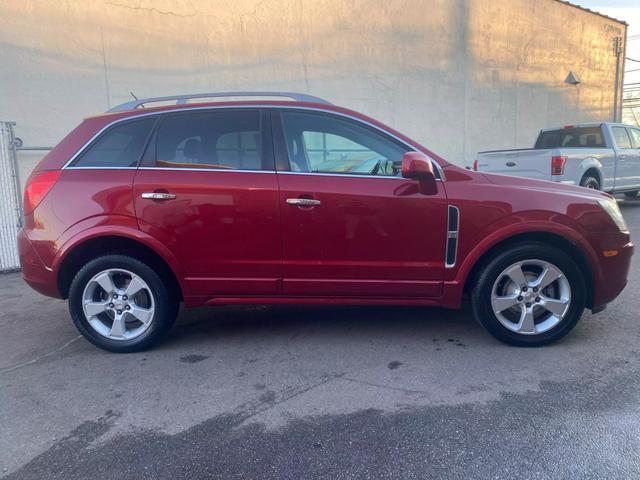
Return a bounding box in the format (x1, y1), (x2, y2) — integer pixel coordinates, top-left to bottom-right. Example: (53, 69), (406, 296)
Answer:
(1, 198), (640, 479)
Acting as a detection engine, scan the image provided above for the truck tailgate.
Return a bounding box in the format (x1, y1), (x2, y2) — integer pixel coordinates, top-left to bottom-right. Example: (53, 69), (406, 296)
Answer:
(476, 149), (552, 181)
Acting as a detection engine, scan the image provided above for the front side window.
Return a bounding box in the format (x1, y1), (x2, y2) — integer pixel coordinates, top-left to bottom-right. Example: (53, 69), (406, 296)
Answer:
(280, 111), (408, 176)
(627, 128), (640, 149)
(149, 110), (265, 170)
(612, 127), (632, 149)
(72, 118), (155, 168)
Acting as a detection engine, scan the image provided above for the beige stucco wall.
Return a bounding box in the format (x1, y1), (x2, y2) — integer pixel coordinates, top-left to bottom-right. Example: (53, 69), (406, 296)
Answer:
(0, 0), (626, 179)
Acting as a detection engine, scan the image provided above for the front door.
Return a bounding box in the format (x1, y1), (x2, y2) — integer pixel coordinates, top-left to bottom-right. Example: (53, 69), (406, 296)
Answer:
(133, 109), (281, 298)
(611, 126), (638, 191)
(273, 109), (448, 297)
(625, 127), (640, 191)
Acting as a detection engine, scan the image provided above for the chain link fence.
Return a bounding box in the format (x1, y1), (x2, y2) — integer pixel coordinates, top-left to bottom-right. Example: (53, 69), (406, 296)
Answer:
(0, 121), (22, 271)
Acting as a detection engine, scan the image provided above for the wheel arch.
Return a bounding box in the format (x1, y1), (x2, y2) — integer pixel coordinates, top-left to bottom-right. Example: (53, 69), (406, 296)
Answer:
(461, 231), (595, 309)
(57, 233), (186, 302)
(580, 162), (603, 188)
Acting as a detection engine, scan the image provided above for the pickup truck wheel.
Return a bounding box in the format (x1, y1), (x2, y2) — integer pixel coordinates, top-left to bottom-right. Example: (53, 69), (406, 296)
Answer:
(624, 191), (638, 199)
(68, 254), (178, 353)
(579, 175), (600, 190)
(471, 243), (585, 347)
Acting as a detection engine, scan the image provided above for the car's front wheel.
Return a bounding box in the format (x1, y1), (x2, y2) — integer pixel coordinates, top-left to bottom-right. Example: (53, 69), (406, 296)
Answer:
(624, 191), (638, 199)
(471, 243), (586, 346)
(69, 255), (178, 352)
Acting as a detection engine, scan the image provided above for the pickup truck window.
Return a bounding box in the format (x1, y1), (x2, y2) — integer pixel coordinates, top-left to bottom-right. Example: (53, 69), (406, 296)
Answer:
(535, 127), (604, 149)
(612, 127), (632, 149)
(628, 128), (640, 149)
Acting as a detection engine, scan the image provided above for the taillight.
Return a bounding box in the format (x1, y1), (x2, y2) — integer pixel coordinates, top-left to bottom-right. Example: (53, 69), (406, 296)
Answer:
(473, 159), (478, 171)
(23, 170), (61, 215)
(551, 156), (567, 176)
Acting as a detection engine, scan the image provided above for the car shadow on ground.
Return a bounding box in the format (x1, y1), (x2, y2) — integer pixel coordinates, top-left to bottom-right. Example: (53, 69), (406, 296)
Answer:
(167, 302), (483, 349)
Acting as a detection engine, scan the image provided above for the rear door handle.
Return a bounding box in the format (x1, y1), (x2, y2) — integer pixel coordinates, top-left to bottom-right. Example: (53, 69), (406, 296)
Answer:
(141, 192), (177, 200)
(619, 155), (626, 160)
(286, 198), (321, 206)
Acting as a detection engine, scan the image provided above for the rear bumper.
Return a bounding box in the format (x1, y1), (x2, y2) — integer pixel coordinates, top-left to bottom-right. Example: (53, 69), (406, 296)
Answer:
(17, 229), (61, 298)
(591, 237), (634, 311)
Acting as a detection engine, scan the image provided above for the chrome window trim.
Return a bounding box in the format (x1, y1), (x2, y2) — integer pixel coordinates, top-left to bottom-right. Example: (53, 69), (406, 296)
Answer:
(445, 205), (460, 269)
(62, 105), (445, 179)
(63, 166), (138, 170)
(138, 167), (275, 174)
(278, 171), (410, 180)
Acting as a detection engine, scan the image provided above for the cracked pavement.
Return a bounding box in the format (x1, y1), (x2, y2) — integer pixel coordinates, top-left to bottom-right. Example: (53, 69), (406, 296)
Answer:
(1, 199), (640, 479)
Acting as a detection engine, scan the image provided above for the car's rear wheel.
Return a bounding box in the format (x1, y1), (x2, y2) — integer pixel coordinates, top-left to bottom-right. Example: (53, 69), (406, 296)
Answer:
(471, 243), (586, 346)
(69, 255), (178, 352)
(624, 191), (638, 199)
(580, 175), (600, 190)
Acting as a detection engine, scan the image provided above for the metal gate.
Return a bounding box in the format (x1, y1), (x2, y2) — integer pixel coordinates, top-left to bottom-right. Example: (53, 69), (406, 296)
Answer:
(0, 121), (22, 271)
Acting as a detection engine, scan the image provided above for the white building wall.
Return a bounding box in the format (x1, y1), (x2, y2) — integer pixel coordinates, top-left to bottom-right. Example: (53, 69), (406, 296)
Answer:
(0, 0), (626, 178)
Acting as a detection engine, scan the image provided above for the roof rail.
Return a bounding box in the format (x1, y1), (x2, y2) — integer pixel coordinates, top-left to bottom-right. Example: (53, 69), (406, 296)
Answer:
(108, 91), (331, 112)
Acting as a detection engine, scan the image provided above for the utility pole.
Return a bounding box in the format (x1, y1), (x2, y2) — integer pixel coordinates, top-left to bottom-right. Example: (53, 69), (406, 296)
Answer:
(613, 36), (623, 122)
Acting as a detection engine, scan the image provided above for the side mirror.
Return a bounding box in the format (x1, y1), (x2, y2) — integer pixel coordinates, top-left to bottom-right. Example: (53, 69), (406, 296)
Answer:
(401, 152), (438, 194)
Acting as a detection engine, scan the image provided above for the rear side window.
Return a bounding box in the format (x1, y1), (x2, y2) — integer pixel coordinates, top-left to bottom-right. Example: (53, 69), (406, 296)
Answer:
(148, 110), (266, 170)
(535, 127), (605, 149)
(612, 127), (632, 149)
(72, 118), (155, 167)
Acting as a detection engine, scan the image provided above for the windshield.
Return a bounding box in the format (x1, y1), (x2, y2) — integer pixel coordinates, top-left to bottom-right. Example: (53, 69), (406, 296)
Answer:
(535, 127), (605, 149)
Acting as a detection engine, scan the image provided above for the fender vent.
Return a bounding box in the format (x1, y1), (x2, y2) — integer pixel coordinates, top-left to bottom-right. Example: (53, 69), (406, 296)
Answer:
(445, 205), (460, 268)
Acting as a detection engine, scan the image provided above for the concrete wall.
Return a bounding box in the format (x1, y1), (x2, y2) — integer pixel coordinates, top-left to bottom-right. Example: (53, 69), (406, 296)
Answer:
(0, 0), (626, 179)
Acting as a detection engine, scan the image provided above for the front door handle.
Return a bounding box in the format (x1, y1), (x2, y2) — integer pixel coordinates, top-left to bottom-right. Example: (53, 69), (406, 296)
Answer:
(286, 198), (321, 207)
(619, 154), (626, 160)
(141, 192), (177, 200)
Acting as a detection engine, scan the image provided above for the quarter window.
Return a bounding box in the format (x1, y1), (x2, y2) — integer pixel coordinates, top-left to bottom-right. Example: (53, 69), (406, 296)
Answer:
(150, 110), (265, 170)
(280, 111), (408, 176)
(72, 118), (155, 168)
(612, 127), (632, 149)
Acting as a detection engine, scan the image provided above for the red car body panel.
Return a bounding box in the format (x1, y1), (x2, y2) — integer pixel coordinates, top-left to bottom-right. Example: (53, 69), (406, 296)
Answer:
(132, 169), (281, 298)
(18, 100), (633, 314)
(277, 173), (448, 297)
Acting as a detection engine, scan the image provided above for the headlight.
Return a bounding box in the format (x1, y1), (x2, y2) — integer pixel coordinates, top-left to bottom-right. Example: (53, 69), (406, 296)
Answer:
(598, 199), (628, 231)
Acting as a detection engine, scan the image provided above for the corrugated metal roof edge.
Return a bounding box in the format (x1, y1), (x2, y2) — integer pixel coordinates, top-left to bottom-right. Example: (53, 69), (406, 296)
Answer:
(554, 0), (628, 26)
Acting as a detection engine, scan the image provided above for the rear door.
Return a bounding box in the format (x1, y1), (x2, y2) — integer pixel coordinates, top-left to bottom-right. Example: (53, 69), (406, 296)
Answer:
(273, 109), (448, 298)
(133, 109), (282, 298)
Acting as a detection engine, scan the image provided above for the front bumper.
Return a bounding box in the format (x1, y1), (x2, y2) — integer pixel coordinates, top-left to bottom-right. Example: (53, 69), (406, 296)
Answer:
(590, 235), (634, 311)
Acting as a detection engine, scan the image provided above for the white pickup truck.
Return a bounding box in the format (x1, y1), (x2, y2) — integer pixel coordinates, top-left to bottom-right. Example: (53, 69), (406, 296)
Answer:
(475, 122), (640, 197)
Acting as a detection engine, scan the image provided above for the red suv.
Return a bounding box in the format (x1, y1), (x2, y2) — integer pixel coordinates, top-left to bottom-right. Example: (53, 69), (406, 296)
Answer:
(18, 92), (633, 352)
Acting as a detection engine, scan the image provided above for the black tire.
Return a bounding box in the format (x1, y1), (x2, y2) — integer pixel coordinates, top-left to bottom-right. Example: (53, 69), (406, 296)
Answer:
(624, 191), (639, 199)
(580, 175), (600, 190)
(69, 254), (178, 353)
(471, 242), (586, 347)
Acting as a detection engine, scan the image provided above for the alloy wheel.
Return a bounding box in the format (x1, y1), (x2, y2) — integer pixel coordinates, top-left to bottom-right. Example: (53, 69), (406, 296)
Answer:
(490, 259), (571, 335)
(82, 268), (155, 340)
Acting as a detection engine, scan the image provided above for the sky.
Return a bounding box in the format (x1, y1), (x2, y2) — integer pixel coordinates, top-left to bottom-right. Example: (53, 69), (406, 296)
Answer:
(574, 0), (640, 86)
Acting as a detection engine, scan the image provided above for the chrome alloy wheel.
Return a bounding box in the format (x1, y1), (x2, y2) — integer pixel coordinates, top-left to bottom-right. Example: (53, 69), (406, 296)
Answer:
(491, 259), (571, 335)
(82, 269), (155, 340)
